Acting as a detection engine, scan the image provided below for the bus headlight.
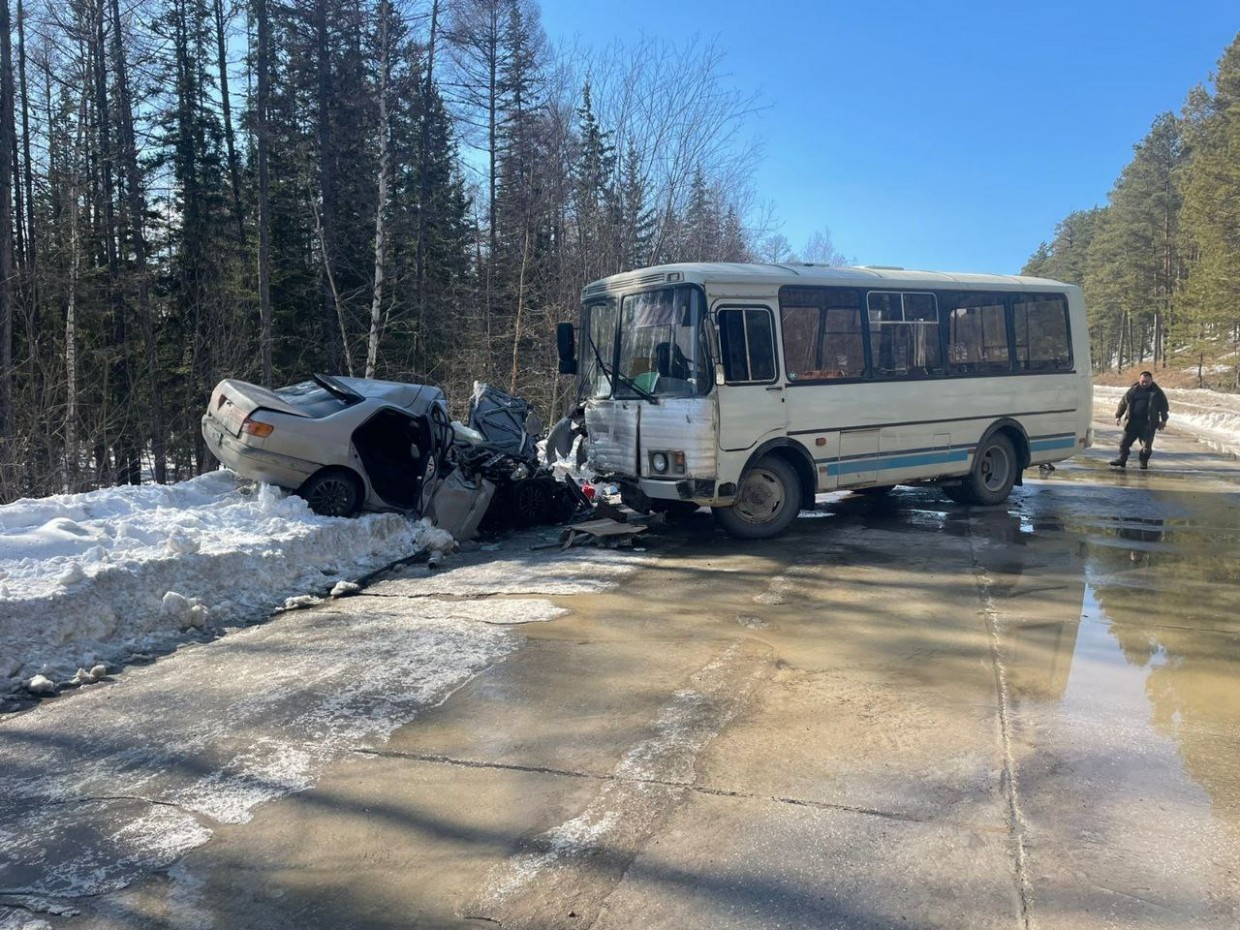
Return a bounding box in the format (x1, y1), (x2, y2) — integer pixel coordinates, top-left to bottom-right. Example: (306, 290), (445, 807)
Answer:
(648, 451), (686, 476)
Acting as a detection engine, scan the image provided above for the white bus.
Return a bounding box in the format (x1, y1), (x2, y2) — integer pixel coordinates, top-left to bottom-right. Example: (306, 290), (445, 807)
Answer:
(556, 262), (1093, 538)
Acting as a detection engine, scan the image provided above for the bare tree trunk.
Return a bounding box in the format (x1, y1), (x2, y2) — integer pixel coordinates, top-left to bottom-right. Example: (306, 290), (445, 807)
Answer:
(414, 0), (439, 322)
(256, 0), (272, 386)
(509, 225), (530, 393)
(16, 0), (31, 278)
(91, 0), (138, 485)
(65, 58), (91, 490)
(315, 0), (341, 373)
(311, 195), (353, 376)
(214, 0), (245, 244)
(365, 0), (390, 379)
(110, 0), (166, 483)
(0, 0), (15, 472)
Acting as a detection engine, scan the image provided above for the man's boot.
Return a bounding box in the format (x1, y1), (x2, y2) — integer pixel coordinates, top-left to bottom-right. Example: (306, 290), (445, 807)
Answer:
(1138, 452), (1150, 470)
(1109, 456), (1127, 468)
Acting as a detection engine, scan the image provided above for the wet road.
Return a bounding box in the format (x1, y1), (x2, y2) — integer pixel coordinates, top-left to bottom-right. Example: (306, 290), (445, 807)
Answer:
(3, 417), (1240, 929)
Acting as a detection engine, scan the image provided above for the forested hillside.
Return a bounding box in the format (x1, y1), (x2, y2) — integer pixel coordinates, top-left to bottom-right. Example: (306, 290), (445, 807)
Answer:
(0, 0), (795, 501)
(1024, 32), (1240, 386)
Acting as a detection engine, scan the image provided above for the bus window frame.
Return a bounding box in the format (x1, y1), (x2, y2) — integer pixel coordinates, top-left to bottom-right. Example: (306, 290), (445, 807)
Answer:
(777, 286), (870, 385)
(716, 304), (781, 385)
(865, 290), (944, 380)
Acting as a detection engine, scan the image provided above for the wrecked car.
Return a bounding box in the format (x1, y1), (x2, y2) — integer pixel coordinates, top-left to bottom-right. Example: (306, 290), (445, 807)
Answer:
(202, 374), (493, 539)
(202, 376), (583, 539)
(458, 382), (582, 531)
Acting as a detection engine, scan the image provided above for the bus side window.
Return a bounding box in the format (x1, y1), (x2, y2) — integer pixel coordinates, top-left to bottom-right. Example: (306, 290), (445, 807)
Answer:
(718, 307), (777, 383)
(868, 291), (941, 378)
(944, 293), (1010, 374)
(1014, 296), (1071, 370)
(823, 307), (866, 377)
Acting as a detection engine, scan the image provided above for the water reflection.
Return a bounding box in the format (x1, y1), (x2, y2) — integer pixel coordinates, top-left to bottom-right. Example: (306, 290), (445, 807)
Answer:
(1008, 488), (1240, 831)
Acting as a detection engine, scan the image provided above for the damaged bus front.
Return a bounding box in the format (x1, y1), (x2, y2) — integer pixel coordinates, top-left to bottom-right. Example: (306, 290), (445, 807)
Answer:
(560, 272), (727, 521)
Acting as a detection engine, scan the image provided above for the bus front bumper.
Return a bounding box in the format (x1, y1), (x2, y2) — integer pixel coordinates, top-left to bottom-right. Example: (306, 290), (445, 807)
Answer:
(638, 477), (718, 503)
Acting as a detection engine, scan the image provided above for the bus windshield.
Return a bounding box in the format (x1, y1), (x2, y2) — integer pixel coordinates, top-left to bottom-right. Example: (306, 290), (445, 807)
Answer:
(607, 285), (711, 400)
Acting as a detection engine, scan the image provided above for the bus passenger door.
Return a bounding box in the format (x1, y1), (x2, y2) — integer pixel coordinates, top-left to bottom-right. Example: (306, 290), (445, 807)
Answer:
(714, 305), (787, 452)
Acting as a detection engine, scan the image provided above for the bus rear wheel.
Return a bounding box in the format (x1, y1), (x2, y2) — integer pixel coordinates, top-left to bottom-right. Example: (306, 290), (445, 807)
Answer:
(959, 433), (1016, 506)
(713, 455), (801, 539)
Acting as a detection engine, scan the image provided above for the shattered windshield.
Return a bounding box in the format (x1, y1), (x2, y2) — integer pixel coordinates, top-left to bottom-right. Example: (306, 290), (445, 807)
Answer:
(614, 286), (711, 399)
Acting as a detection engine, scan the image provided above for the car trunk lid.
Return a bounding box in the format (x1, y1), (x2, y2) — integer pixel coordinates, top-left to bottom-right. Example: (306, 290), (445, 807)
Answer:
(208, 379), (311, 437)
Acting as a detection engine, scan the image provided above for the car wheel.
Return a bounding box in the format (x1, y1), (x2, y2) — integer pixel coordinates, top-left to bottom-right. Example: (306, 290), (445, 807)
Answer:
(712, 455), (801, 539)
(300, 468), (363, 517)
(512, 479), (552, 527)
(959, 433), (1017, 506)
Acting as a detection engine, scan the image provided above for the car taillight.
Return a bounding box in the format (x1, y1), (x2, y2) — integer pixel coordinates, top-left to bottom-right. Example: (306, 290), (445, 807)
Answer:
(241, 418), (274, 438)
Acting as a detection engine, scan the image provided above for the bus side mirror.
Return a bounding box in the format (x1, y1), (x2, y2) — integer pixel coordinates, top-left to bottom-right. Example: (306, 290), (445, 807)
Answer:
(557, 322), (577, 375)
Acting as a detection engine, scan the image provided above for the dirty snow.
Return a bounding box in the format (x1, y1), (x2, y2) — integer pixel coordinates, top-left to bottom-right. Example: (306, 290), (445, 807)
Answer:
(0, 471), (454, 698)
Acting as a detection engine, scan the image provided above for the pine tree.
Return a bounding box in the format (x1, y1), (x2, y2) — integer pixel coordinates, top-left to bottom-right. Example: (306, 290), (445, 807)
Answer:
(1177, 33), (1240, 387)
(1085, 113), (1185, 370)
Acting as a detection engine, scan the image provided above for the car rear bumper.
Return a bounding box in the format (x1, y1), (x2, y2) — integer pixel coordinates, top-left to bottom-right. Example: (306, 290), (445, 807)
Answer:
(201, 415), (321, 489)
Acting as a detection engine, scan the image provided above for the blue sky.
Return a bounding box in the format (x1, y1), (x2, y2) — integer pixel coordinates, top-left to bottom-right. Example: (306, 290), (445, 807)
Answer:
(538, 0), (1239, 274)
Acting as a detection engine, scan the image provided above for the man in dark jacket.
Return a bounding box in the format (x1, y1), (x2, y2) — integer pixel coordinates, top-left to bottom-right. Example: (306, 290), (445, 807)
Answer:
(1110, 370), (1170, 469)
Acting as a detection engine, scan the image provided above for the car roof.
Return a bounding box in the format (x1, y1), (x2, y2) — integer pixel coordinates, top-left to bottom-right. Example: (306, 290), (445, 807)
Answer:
(330, 376), (446, 414)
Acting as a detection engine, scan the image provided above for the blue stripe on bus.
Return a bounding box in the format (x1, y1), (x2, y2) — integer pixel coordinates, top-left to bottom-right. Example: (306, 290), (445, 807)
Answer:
(818, 432), (1078, 477)
(1029, 435), (1076, 452)
(825, 449), (970, 477)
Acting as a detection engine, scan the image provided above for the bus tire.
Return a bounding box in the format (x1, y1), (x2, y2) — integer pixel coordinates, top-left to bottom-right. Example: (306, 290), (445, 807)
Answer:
(712, 455), (801, 539)
(960, 433), (1016, 506)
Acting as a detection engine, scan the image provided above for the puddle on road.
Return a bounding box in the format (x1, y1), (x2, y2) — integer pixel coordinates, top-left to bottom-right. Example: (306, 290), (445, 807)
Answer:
(806, 481), (1240, 832)
(1005, 486), (1240, 833)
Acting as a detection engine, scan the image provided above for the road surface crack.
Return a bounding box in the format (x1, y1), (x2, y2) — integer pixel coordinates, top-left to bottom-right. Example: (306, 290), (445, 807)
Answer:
(970, 526), (1034, 929)
(351, 747), (1004, 833)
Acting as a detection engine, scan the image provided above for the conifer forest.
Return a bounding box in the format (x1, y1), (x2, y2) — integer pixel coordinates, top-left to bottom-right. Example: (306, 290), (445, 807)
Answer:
(1024, 33), (1240, 386)
(0, 0), (1236, 501)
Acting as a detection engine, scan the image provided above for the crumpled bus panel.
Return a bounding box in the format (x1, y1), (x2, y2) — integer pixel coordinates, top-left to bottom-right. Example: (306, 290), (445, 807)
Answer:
(635, 398), (718, 478)
(584, 400), (638, 475)
(585, 398), (717, 478)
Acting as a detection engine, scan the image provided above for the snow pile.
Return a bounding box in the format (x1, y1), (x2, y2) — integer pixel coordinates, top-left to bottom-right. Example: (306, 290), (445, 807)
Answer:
(1095, 385), (1240, 458)
(0, 471), (448, 697)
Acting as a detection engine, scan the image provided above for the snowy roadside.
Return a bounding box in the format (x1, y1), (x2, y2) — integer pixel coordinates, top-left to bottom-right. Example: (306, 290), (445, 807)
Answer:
(0, 500), (655, 915)
(1093, 384), (1240, 459)
(0, 471), (453, 701)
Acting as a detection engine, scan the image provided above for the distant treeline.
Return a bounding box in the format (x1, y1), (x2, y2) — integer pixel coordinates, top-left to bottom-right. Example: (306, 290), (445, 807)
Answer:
(0, 0), (852, 501)
(1023, 32), (1240, 385)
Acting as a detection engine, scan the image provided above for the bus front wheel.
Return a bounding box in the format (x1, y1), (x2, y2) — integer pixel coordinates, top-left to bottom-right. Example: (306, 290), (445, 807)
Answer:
(960, 433), (1016, 506)
(713, 455), (801, 539)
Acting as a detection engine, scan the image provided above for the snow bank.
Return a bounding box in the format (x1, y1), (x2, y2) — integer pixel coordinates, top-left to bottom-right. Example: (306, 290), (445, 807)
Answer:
(0, 471), (445, 696)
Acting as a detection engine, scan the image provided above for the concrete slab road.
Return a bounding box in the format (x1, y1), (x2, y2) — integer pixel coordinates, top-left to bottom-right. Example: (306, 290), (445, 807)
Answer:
(2, 410), (1239, 929)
